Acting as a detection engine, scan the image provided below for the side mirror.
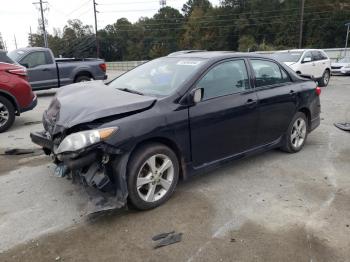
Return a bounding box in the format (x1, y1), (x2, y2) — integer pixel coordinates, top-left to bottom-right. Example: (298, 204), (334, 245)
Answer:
(190, 88), (203, 104)
(20, 63), (29, 68)
(302, 57), (312, 63)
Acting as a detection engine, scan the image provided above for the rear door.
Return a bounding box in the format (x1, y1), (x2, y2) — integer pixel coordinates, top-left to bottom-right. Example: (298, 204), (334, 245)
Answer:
(189, 59), (259, 167)
(249, 59), (298, 146)
(20, 50), (58, 89)
(311, 51), (325, 78)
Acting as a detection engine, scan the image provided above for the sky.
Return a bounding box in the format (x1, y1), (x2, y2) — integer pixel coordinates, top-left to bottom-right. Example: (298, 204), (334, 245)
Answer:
(0, 0), (221, 51)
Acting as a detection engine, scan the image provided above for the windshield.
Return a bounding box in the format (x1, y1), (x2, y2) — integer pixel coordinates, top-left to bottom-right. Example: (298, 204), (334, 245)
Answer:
(7, 50), (25, 62)
(338, 57), (350, 63)
(274, 52), (303, 63)
(108, 57), (206, 97)
(0, 52), (15, 64)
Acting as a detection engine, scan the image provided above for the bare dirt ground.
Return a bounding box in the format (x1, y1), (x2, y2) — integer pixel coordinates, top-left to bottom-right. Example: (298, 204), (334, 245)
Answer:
(0, 75), (349, 262)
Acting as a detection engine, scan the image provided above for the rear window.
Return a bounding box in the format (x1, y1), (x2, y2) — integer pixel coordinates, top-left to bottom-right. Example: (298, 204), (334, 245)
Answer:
(0, 51), (15, 64)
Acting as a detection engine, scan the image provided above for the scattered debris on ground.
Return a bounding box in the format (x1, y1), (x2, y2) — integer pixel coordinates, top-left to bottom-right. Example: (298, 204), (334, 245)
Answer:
(152, 231), (182, 249)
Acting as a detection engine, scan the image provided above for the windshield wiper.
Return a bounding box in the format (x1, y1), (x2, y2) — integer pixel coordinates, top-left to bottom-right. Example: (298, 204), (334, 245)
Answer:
(118, 88), (144, 96)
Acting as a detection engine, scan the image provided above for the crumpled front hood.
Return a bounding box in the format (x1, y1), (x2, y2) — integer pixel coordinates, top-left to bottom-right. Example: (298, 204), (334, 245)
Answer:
(44, 81), (156, 135)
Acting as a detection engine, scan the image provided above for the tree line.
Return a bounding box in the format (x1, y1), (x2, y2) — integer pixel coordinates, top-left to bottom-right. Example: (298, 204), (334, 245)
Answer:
(29, 0), (350, 61)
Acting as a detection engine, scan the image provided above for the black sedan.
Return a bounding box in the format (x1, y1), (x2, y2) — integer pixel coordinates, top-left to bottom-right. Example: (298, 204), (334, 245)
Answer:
(31, 51), (321, 211)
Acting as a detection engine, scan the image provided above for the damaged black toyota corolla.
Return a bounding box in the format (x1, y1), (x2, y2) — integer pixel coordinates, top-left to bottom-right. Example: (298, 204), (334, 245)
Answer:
(31, 51), (321, 212)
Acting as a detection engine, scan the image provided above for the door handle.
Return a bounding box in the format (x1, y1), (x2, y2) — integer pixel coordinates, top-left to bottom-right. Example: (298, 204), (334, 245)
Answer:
(245, 98), (257, 107)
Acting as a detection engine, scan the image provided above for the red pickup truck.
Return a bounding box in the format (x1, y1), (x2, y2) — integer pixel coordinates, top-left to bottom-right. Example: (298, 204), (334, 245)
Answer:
(0, 50), (37, 132)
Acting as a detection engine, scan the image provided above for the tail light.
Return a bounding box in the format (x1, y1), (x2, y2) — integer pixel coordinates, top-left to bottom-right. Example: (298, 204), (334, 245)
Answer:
(7, 67), (28, 80)
(99, 63), (107, 72)
(315, 86), (321, 96)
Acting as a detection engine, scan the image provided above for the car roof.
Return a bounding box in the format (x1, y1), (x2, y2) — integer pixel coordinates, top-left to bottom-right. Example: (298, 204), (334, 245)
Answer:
(11, 47), (50, 54)
(276, 49), (325, 53)
(166, 50), (272, 60)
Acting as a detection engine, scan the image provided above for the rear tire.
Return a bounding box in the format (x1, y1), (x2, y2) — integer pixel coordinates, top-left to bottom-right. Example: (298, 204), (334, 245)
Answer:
(75, 75), (92, 82)
(281, 112), (308, 153)
(319, 69), (330, 87)
(127, 143), (179, 210)
(0, 96), (15, 133)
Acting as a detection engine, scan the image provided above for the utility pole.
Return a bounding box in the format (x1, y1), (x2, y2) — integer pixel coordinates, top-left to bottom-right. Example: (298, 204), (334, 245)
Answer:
(93, 0), (99, 58)
(298, 0), (305, 48)
(14, 34), (18, 49)
(344, 23), (350, 57)
(159, 0), (166, 8)
(30, 26), (33, 46)
(33, 0), (48, 48)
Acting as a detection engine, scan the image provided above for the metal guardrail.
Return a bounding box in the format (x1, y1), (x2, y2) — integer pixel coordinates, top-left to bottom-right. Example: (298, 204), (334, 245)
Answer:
(106, 48), (350, 71)
(106, 61), (147, 71)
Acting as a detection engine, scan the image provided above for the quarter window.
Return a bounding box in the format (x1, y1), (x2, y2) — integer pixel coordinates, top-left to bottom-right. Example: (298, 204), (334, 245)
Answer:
(250, 59), (290, 87)
(198, 60), (250, 100)
(20, 51), (48, 68)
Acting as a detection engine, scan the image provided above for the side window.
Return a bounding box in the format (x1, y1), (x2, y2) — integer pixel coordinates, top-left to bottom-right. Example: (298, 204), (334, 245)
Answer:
(303, 51), (312, 62)
(20, 52), (48, 68)
(318, 51), (328, 60)
(312, 51), (321, 61)
(198, 60), (250, 100)
(250, 59), (289, 87)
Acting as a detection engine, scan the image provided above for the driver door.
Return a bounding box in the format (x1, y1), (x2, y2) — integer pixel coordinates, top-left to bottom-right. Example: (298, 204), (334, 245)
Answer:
(20, 51), (58, 89)
(299, 51), (317, 77)
(189, 59), (259, 167)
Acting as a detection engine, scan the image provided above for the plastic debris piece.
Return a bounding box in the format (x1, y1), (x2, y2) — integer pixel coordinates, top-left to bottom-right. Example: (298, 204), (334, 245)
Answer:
(152, 231), (175, 241)
(4, 148), (34, 155)
(153, 232), (182, 249)
(334, 122), (350, 132)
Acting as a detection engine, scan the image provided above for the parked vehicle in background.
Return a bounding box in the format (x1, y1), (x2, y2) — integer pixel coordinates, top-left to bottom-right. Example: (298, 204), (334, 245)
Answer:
(331, 57), (350, 75)
(31, 51), (321, 211)
(8, 47), (107, 90)
(0, 50), (37, 132)
(274, 49), (331, 87)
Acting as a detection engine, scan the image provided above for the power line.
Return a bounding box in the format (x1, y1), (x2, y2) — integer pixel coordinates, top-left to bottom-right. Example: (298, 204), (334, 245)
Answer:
(110, 10), (343, 28)
(65, 0), (91, 17)
(99, 3), (342, 20)
(98, 16), (341, 33)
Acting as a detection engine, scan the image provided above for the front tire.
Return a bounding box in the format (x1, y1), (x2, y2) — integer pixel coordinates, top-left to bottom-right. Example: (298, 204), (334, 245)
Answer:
(0, 96), (15, 133)
(281, 112), (308, 153)
(127, 143), (179, 210)
(319, 69), (330, 87)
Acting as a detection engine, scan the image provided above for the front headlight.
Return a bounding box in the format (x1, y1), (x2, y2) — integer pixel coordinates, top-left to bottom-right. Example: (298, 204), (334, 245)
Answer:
(55, 127), (118, 154)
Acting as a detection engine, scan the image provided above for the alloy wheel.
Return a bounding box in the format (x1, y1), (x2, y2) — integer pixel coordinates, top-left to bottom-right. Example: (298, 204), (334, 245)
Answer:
(136, 154), (174, 203)
(324, 71), (330, 85)
(291, 117), (307, 149)
(0, 102), (9, 128)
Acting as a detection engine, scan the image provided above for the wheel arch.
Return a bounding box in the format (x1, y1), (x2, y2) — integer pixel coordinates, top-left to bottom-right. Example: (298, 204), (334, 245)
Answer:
(0, 89), (20, 116)
(74, 71), (94, 82)
(127, 137), (187, 181)
(298, 107), (311, 131)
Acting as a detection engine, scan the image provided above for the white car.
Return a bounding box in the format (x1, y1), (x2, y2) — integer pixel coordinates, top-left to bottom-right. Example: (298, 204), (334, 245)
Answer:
(331, 57), (350, 75)
(274, 49), (331, 86)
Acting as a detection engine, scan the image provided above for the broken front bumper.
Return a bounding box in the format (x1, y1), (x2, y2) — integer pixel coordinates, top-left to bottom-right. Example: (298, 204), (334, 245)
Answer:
(30, 130), (129, 214)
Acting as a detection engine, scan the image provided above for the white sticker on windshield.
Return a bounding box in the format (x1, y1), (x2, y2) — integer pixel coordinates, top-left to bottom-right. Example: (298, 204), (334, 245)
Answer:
(17, 51), (24, 55)
(177, 60), (202, 66)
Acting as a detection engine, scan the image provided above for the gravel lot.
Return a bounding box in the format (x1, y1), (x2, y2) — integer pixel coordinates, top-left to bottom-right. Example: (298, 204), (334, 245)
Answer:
(0, 75), (349, 262)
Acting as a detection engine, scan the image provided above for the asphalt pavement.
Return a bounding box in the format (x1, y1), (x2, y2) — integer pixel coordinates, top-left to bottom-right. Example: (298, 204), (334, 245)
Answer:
(0, 75), (350, 262)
